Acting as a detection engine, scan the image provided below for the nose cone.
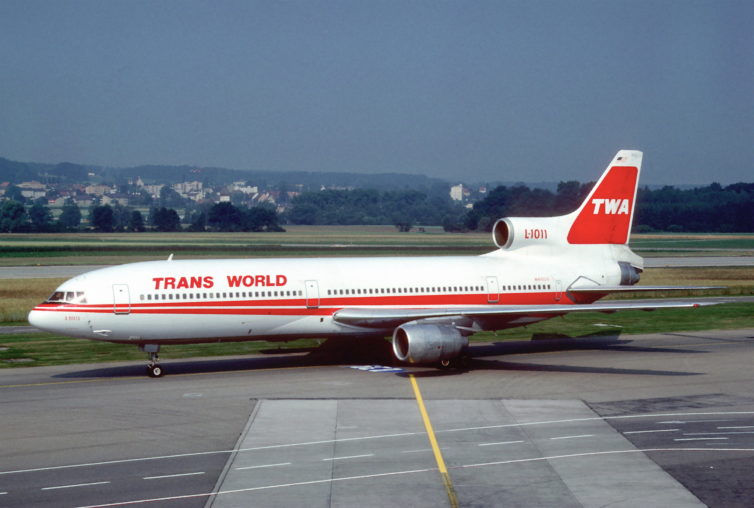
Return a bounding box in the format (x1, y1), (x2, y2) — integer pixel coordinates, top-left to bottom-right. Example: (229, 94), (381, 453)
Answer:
(28, 308), (50, 332)
(29, 306), (91, 338)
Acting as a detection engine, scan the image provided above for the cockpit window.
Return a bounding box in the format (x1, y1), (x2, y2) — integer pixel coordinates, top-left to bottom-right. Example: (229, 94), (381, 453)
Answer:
(46, 291), (87, 304)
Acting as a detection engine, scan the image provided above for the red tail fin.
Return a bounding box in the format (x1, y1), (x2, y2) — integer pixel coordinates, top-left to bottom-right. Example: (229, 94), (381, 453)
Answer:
(567, 150), (642, 245)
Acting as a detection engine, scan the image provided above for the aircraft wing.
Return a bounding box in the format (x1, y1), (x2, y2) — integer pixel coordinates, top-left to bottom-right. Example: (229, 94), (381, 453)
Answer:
(333, 300), (719, 329)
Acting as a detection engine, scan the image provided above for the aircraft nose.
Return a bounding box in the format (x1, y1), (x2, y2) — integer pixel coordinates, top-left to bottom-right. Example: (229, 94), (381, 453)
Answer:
(28, 308), (53, 332)
(28, 308), (42, 329)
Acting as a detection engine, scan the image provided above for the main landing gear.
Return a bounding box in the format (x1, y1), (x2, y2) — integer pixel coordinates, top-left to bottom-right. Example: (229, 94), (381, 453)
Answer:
(139, 344), (164, 378)
(439, 353), (472, 370)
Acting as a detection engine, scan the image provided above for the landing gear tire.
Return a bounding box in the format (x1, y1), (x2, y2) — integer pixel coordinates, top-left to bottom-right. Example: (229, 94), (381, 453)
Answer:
(438, 354), (471, 371)
(140, 345), (164, 378)
(147, 364), (164, 378)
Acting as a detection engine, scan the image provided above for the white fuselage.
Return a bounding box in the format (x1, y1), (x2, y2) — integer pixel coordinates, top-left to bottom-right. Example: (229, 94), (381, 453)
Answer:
(28, 245), (630, 346)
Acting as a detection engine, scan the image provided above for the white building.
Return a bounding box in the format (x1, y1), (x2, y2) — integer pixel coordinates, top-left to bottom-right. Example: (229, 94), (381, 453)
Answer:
(450, 184), (465, 201)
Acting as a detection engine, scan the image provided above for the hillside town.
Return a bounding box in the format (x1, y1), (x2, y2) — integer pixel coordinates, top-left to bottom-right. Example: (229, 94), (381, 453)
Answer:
(0, 176), (296, 214)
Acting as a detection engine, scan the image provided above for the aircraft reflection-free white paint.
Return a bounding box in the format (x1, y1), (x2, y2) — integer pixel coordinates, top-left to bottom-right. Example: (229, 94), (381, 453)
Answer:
(29, 151), (715, 377)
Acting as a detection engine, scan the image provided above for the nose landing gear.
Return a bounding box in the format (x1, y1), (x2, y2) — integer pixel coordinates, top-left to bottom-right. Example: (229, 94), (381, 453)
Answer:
(139, 344), (164, 378)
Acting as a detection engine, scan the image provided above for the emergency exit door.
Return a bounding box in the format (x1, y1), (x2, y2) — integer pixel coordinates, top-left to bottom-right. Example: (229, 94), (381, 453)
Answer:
(486, 276), (499, 303)
(305, 280), (320, 309)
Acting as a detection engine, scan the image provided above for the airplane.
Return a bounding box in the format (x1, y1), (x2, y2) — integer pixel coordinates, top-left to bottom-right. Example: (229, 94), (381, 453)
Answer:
(28, 150), (718, 377)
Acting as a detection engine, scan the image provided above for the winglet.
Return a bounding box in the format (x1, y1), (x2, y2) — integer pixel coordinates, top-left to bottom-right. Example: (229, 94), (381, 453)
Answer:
(567, 150), (642, 245)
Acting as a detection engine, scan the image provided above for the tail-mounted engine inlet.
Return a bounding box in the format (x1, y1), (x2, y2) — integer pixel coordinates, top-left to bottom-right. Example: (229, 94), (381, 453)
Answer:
(618, 261), (641, 286)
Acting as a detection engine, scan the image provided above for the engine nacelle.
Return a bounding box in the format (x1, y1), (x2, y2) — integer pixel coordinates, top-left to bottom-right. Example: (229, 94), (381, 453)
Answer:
(618, 261), (641, 285)
(392, 323), (468, 364)
(492, 217), (561, 250)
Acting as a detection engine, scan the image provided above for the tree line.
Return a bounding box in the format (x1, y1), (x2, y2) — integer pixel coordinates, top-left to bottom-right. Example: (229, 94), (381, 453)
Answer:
(285, 188), (464, 231)
(449, 181), (754, 233)
(2, 181), (753, 234)
(0, 199), (284, 233)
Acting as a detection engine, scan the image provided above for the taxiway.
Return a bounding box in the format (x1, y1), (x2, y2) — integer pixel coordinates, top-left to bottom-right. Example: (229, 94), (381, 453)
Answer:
(2, 328), (754, 507)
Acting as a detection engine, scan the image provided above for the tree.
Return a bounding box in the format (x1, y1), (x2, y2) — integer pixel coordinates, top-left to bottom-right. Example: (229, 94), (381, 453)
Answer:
(152, 207), (181, 232)
(392, 213), (413, 232)
(128, 210), (145, 232)
(187, 211), (207, 232)
(286, 203), (318, 225)
(159, 186), (185, 209)
(28, 199), (53, 232)
(207, 202), (244, 231)
(244, 205), (285, 232)
(4, 185), (26, 204)
(58, 199), (82, 230)
(110, 202), (132, 232)
(0, 200), (29, 232)
(90, 205), (115, 232)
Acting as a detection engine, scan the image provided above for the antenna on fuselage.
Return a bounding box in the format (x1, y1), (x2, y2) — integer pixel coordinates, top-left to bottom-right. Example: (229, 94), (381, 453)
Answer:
(167, 253), (174, 262)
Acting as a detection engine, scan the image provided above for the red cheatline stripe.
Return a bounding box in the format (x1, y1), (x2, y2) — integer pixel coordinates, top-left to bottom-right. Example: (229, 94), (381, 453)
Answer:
(34, 292), (560, 310)
(31, 292), (570, 316)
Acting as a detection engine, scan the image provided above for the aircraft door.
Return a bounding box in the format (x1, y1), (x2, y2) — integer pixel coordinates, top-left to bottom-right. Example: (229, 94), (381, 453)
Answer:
(486, 276), (499, 303)
(554, 279), (563, 302)
(112, 284), (130, 315)
(305, 280), (320, 309)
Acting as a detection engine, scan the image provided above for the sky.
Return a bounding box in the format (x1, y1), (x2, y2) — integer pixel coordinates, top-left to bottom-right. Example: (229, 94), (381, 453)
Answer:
(0, 0), (752, 185)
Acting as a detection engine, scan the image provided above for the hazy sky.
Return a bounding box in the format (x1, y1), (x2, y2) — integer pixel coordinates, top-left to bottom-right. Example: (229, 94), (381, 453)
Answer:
(1, 0), (751, 185)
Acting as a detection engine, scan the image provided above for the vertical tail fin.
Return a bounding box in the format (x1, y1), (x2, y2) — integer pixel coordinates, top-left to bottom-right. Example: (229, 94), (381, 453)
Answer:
(567, 150), (642, 245)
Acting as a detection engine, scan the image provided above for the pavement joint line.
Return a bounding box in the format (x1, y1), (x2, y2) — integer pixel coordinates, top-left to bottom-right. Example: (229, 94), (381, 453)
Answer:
(41, 481), (110, 490)
(143, 472), (204, 480)
(6, 410), (754, 477)
(550, 434), (594, 440)
(409, 374), (458, 508)
(235, 462), (290, 470)
(683, 431), (754, 435)
(322, 454), (374, 461)
(478, 440), (525, 447)
(455, 447), (754, 470)
(675, 437), (729, 441)
(624, 429), (679, 434)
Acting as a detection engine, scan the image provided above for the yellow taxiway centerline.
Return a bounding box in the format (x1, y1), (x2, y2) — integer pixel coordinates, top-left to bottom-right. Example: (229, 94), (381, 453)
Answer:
(409, 374), (458, 508)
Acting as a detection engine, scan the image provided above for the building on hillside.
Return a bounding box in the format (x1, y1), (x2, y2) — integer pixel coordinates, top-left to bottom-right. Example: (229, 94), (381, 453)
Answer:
(101, 195), (130, 206)
(142, 184), (164, 198)
(84, 184), (113, 196)
(230, 182), (258, 194)
(173, 181), (203, 195)
(18, 181), (48, 199)
(450, 184), (466, 201)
